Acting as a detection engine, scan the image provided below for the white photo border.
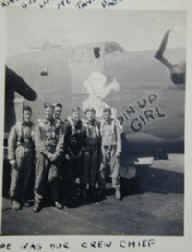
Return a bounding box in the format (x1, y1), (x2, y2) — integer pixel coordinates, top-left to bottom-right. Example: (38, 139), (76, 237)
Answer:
(0, 1), (192, 251)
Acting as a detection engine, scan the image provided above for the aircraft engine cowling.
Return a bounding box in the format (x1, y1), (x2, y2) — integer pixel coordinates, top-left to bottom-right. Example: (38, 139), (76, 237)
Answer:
(170, 63), (185, 86)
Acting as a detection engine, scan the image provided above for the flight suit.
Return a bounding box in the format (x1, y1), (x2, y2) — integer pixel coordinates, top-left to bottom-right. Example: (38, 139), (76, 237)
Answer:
(34, 118), (64, 205)
(83, 119), (101, 189)
(55, 118), (65, 133)
(8, 121), (35, 204)
(99, 118), (121, 190)
(55, 118), (65, 177)
(63, 119), (86, 200)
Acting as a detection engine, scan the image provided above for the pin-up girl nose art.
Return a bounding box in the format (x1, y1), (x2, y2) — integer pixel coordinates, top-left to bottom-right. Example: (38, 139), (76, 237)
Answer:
(82, 72), (120, 118)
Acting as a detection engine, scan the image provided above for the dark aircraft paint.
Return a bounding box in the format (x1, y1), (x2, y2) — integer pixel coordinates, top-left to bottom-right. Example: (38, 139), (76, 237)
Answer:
(5, 66), (37, 133)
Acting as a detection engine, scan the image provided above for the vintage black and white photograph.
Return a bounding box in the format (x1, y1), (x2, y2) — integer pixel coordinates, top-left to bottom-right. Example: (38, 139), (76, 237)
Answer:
(1, 8), (186, 235)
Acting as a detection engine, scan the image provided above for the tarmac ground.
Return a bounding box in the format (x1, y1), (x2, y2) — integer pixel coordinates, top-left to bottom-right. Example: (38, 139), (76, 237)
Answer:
(1, 154), (184, 235)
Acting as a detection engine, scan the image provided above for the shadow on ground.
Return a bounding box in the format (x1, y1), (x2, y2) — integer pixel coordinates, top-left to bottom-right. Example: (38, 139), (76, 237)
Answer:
(3, 160), (184, 204)
(121, 165), (184, 198)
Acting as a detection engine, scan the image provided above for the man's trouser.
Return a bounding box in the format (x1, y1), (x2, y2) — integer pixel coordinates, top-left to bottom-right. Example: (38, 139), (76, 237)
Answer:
(10, 146), (35, 203)
(64, 153), (84, 199)
(99, 145), (120, 189)
(83, 148), (100, 187)
(34, 153), (60, 204)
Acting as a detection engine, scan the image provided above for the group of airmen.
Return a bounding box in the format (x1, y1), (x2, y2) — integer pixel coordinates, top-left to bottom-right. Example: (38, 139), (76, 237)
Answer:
(6, 28), (184, 213)
(8, 103), (122, 212)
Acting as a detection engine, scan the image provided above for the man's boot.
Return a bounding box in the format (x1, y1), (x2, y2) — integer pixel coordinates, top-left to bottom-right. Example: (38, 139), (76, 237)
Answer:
(12, 200), (21, 211)
(33, 201), (41, 213)
(54, 201), (63, 209)
(89, 185), (96, 202)
(96, 187), (106, 201)
(115, 187), (121, 200)
(80, 185), (88, 203)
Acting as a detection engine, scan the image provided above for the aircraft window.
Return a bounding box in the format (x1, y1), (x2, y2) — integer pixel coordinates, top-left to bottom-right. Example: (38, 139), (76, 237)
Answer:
(40, 68), (48, 76)
(94, 47), (100, 59)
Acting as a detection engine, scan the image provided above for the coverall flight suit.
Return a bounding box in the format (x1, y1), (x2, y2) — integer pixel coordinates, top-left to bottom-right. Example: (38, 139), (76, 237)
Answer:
(34, 118), (64, 205)
(83, 119), (101, 189)
(99, 118), (121, 191)
(8, 121), (35, 204)
(63, 119), (86, 201)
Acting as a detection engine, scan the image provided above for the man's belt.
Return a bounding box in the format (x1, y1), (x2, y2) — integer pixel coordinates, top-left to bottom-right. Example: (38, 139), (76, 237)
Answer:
(16, 141), (34, 150)
(66, 147), (83, 159)
(103, 145), (117, 151)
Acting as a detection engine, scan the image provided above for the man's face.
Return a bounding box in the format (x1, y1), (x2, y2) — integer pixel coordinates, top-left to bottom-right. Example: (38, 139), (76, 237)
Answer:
(72, 111), (81, 122)
(45, 107), (54, 120)
(55, 106), (62, 119)
(86, 111), (95, 121)
(23, 110), (32, 123)
(103, 111), (111, 121)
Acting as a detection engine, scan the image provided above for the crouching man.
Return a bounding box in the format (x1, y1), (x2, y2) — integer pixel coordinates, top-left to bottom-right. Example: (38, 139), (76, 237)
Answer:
(8, 105), (35, 210)
(33, 104), (63, 212)
(99, 108), (121, 200)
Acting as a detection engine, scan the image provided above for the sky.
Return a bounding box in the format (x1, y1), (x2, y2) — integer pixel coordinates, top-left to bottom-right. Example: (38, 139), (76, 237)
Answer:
(6, 8), (186, 56)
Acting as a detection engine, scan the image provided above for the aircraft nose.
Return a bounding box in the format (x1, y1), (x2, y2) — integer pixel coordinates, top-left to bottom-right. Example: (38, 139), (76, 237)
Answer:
(6, 66), (37, 101)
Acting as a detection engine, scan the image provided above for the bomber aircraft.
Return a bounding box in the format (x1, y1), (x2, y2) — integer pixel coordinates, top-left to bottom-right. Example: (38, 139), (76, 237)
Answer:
(2, 33), (185, 235)
(4, 38), (185, 163)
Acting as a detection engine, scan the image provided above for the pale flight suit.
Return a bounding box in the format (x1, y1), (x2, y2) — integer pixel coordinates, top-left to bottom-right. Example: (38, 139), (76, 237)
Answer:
(83, 119), (101, 188)
(8, 121), (35, 203)
(34, 118), (64, 204)
(99, 118), (121, 189)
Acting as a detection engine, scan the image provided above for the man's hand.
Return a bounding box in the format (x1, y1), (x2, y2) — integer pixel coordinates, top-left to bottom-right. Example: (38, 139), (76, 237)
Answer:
(9, 160), (16, 166)
(65, 154), (70, 160)
(115, 152), (120, 158)
(9, 160), (16, 168)
(47, 153), (58, 162)
(101, 147), (106, 155)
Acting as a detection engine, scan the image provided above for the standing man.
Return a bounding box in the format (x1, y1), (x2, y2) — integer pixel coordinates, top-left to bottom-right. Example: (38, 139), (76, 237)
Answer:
(53, 103), (65, 201)
(99, 107), (121, 200)
(33, 104), (63, 212)
(8, 105), (35, 210)
(83, 108), (101, 201)
(64, 107), (86, 204)
(54, 103), (65, 134)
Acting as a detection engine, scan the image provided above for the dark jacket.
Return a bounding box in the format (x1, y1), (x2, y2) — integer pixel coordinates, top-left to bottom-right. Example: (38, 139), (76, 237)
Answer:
(63, 119), (86, 158)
